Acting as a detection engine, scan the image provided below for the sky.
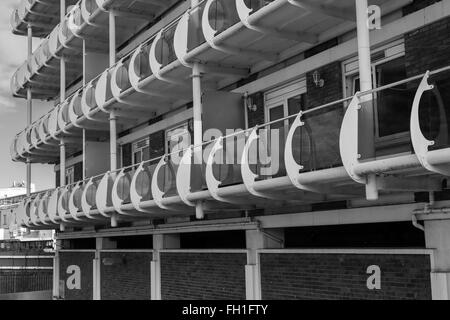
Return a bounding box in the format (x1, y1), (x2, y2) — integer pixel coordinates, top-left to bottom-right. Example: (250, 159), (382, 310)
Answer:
(0, 0), (55, 191)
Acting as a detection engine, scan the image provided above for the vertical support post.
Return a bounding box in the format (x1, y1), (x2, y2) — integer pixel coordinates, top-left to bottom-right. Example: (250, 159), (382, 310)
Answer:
(60, 57), (66, 101)
(192, 63), (204, 219)
(60, 0), (65, 21)
(245, 229), (284, 300)
(82, 40), (87, 180)
(355, 0), (377, 200)
(425, 220), (450, 300)
(108, 10), (118, 227)
(109, 111), (117, 171)
(109, 10), (116, 67)
(26, 25), (33, 197)
(93, 238), (115, 300)
(152, 234), (180, 300)
(110, 111), (118, 228)
(60, 139), (66, 187)
(58, 0), (67, 233)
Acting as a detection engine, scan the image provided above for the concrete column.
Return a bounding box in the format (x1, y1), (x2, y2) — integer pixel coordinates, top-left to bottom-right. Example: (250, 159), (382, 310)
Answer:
(192, 63), (204, 219)
(245, 229), (284, 300)
(60, 139), (66, 187)
(425, 220), (450, 300)
(60, 0), (65, 21)
(93, 238), (117, 300)
(355, 0), (377, 200)
(109, 11), (116, 67)
(26, 25), (32, 197)
(151, 234), (180, 300)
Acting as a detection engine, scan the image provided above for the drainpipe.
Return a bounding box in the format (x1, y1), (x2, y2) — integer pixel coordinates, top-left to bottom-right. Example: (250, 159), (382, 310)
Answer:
(109, 10), (118, 228)
(355, 0), (377, 200)
(26, 24), (32, 197)
(192, 62), (204, 219)
(412, 192), (436, 232)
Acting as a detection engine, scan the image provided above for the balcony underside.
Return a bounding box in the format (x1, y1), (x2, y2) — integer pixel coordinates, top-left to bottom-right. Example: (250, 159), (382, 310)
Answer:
(11, 0), (78, 38)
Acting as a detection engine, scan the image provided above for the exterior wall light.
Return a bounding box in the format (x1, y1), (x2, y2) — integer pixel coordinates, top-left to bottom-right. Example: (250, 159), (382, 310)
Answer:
(245, 94), (257, 112)
(312, 70), (325, 88)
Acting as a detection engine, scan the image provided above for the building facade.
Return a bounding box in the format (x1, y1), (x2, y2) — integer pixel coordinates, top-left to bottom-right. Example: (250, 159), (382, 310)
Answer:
(6, 0), (450, 300)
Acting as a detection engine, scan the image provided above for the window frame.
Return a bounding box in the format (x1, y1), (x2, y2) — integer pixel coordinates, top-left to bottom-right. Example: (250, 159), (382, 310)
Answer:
(342, 39), (408, 146)
(132, 137), (150, 165)
(264, 78), (307, 133)
(65, 166), (75, 185)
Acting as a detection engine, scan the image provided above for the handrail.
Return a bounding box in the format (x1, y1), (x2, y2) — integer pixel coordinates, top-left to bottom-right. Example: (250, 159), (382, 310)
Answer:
(22, 63), (450, 199)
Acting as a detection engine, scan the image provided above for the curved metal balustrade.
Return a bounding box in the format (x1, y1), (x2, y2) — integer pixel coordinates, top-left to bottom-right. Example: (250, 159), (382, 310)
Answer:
(11, 0), (75, 38)
(13, 65), (450, 229)
(10, 0), (180, 100)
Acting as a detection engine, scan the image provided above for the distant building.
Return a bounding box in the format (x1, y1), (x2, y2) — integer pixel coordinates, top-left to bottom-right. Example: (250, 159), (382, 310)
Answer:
(0, 181), (35, 200)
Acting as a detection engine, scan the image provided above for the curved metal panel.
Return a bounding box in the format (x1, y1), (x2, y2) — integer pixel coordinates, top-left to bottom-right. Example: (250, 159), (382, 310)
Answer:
(130, 162), (155, 213)
(57, 186), (72, 224)
(69, 182), (85, 221)
(95, 172), (113, 218)
(176, 146), (196, 206)
(339, 95), (365, 184)
(38, 192), (51, 226)
(111, 168), (139, 216)
(205, 137), (234, 203)
(284, 111), (329, 193)
(151, 156), (171, 210)
(240, 128), (273, 199)
(410, 72), (450, 176)
(47, 188), (60, 224)
(173, 12), (191, 67)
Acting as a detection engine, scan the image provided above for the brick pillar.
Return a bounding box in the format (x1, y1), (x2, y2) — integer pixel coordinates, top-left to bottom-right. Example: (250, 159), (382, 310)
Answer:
(245, 229), (284, 300)
(94, 238), (117, 300)
(425, 219), (450, 300)
(151, 234), (180, 300)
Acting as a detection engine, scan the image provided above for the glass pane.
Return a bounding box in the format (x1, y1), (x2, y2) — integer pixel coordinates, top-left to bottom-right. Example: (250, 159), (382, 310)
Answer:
(288, 94), (303, 125)
(376, 57), (415, 137)
(142, 146), (150, 161)
(269, 105), (284, 130)
(134, 151), (142, 165)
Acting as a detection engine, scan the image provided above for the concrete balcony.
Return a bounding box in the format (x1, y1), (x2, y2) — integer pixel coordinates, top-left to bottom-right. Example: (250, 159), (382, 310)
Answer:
(11, 0), (181, 100)
(14, 66), (450, 229)
(11, 0), (77, 38)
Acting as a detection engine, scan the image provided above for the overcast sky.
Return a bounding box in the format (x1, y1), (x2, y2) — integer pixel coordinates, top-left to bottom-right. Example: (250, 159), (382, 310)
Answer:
(0, 0), (55, 191)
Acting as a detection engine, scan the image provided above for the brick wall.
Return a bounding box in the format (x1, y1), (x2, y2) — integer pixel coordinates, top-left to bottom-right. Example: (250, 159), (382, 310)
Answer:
(59, 251), (94, 300)
(260, 253), (432, 300)
(405, 16), (450, 78)
(161, 252), (246, 300)
(305, 62), (343, 110)
(100, 252), (152, 300)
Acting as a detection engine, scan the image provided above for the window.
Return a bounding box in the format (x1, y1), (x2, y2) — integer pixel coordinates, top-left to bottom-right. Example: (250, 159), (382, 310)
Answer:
(65, 166), (74, 185)
(132, 138), (150, 165)
(344, 40), (414, 142)
(264, 79), (306, 176)
(166, 123), (190, 154)
(375, 57), (415, 137)
(162, 123), (191, 195)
